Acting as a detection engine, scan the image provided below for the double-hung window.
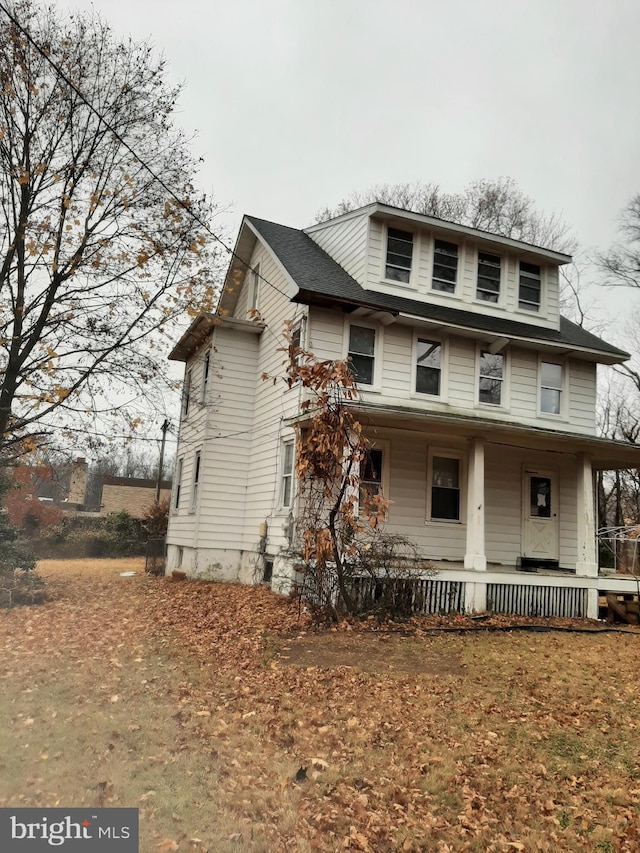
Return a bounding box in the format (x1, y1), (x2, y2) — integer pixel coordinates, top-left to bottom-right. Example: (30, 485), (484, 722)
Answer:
(432, 239), (458, 293)
(182, 368), (192, 419)
(385, 228), (413, 282)
(191, 451), (201, 511)
(519, 262), (541, 311)
(479, 351), (504, 406)
(359, 448), (384, 516)
(416, 339), (442, 396)
(476, 252), (501, 302)
(280, 441), (294, 508)
(430, 454), (461, 521)
(249, 264), (260, 311)
(348, 325), (376, 386)
(174, 458), (183, 510)
(540, 362), (563, 415)
(201, 350), (210, 402)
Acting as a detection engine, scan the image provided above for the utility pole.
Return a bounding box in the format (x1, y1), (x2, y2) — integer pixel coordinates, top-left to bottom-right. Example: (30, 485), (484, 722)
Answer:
(155, 419), (170, 501)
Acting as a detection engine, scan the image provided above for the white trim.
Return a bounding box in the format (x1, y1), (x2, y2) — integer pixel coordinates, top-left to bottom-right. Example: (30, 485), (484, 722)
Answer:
(248, 262), (260, 313)
(343, 317), (383, 391)
(190, 449), (202, 513)
(358, 438), (390, 518)
(200, 348), (211, 403)
(381, 222), (417, 287)
(516, 259), (545, 317)
(538, 356), (567, 420)
(475, 345), (509, 411)
(431, 235), (460, 296)
(172, 457), (184, 513)
(412, 331), (448, 401)
(278, 439), (295, 510)
(474, 246), (504, 307)
(426, 446), (466, 524)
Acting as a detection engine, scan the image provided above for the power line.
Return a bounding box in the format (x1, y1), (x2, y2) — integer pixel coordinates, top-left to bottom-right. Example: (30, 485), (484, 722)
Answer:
(0, 0), (291, 304)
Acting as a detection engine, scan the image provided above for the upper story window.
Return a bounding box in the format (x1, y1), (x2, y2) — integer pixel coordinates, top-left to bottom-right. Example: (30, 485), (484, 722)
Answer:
(540, 361), (563, 415)
(201, 350), (210, 402)
(478, 351), (504, 406)
(182, 368), (192, 419)
(519, 262), (541, 312)
(385, 227), (413, 282)
(416, 339), (442, 396)
(432, 239), (458, 293)
(249, 263), (260, 311)
(476, 252), (501, 303)
(348, 325), (376, 386)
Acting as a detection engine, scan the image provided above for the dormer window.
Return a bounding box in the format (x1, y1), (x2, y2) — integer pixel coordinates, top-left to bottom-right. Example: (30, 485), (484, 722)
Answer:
(432, 240), (458, 293)
(385, 227), (413, 282)
(476, 252), (501, 303)
(519, 262), (541, 311)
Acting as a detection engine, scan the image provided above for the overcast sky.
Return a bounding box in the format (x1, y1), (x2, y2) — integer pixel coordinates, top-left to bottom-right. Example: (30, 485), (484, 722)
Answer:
(63, 0), (640, 258)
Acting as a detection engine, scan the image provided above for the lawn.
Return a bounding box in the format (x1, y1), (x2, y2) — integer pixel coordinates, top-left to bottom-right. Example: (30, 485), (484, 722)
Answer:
(1, 560), (640, 852)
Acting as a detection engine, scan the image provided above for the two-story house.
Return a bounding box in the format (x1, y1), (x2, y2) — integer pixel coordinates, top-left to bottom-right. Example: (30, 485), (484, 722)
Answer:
(166, 203), (640, 619)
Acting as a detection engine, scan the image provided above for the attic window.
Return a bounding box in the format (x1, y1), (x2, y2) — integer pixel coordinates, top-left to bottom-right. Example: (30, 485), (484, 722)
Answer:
(385, 228), (413, 283)
(476, 252), (501, 303)
(432, 240), (458, 293)
(519, 262), (541, 311)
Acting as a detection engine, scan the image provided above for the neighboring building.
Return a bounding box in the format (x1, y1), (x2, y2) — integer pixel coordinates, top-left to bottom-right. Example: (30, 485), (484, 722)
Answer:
(166, 203), (640, 618)
(99, 476), (172, 518)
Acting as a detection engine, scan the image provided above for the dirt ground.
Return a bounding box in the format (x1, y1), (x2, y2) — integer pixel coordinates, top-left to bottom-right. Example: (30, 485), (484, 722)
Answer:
(1, 560), (640, 852)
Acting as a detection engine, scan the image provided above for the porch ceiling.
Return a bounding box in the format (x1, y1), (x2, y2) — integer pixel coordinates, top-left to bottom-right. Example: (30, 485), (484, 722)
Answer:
(335, 403), (640, 470)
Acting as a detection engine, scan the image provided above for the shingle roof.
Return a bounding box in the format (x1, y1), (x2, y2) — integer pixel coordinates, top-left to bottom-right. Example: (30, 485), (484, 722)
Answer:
(246, 216), (628, 362)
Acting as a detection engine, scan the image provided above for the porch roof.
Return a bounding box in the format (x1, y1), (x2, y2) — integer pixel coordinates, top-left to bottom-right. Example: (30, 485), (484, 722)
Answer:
(291, 402), (640, 470)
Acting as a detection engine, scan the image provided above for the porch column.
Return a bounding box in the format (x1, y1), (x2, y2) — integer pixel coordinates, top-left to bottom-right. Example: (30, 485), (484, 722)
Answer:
(576, 453), (598, 577)
(464, 437), (487, 571)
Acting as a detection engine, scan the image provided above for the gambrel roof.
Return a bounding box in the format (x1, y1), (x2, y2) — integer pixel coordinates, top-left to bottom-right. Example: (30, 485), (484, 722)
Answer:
(243, 215), (628, 365)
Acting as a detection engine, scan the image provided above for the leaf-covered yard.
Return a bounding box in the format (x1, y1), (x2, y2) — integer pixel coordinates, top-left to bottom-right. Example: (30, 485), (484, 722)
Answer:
(1, 561), (640, 852)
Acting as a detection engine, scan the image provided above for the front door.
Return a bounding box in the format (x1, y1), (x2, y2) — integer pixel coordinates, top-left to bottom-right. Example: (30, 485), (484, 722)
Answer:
(522, 469), (559, 561)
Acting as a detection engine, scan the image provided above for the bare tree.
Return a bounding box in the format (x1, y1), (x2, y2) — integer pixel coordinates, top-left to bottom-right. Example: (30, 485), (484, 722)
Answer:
(598, 194), (640, 289)
(316, 177), (575, 252)
(0, 1), (222, 457)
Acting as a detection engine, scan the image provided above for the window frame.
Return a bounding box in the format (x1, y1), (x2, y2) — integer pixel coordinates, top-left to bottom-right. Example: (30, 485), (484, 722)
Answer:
(345, 319), (382, 389)
(431, 238), (459, 295)
(477, 347), (507, 408)
(475, 249), (503, 304)
(173, 457), (183, 512)
(279, 440), (295, 510)
(358, 440), (390, 518)
(538, 358), (565, 417)
(384, 225), (414, 284)
(200, 349), (211, 403)
(182, 367), (192, 420)
(190, 450), (201, 512)
(518, 260), (543, 313)
(248, 262), (260, 313)
(426, 448), (465, 524)
(413, 333), (446, 399)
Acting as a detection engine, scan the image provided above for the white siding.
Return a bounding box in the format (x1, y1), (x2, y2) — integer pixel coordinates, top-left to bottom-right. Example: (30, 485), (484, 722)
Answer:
(361, 217), (561, 331)
(568, 359), (597, 435)
(167, 326), (259, 558)
(243, 245), (308, 557)
(306, 212), (370, 285)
